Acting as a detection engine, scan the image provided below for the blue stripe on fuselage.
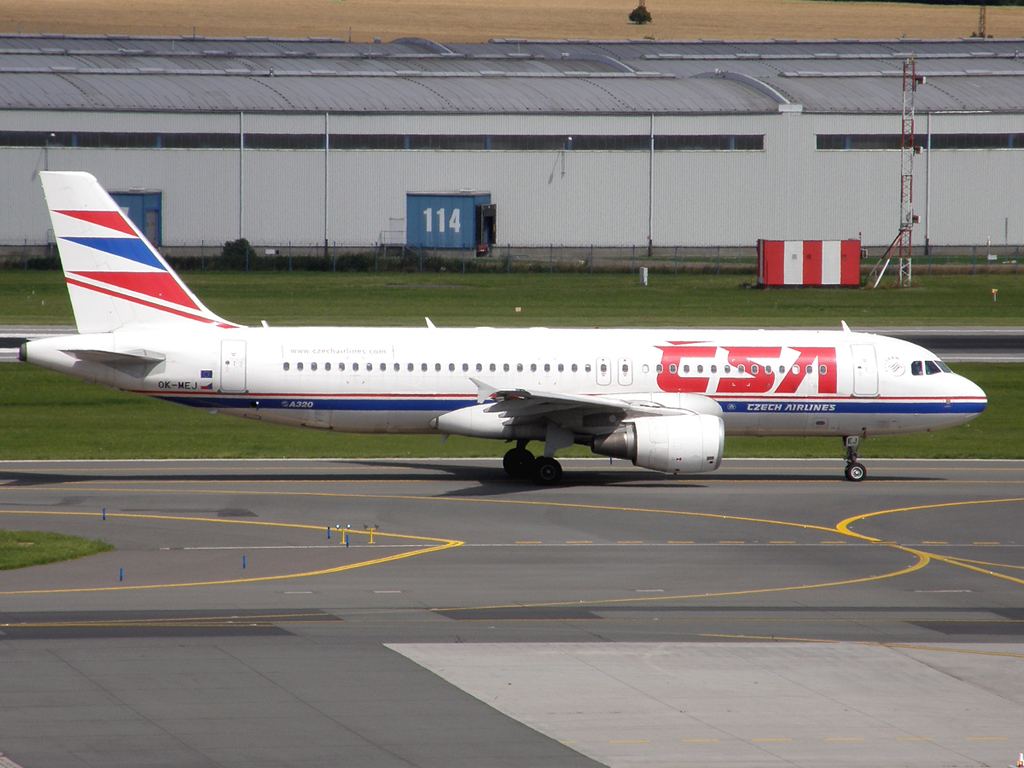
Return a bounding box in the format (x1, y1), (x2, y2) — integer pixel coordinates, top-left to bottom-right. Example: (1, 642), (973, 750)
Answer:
(154, 394), (984, 416)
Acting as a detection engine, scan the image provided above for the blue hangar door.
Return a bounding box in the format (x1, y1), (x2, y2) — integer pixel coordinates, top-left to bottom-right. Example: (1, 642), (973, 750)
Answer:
(111, 191), (162, 246)
(406, 192), (494, 250)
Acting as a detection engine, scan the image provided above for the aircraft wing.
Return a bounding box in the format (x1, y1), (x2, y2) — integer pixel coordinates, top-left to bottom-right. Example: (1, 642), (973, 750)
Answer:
(468, 377), (720, 418)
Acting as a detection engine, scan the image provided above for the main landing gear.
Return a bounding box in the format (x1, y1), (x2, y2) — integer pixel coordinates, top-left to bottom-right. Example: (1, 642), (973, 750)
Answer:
(843, 435), (867, 482)
(502, 442), (563, 486)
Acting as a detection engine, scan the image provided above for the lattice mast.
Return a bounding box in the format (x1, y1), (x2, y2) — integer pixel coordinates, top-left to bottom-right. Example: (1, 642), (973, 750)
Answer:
(871, 56), (919, 288)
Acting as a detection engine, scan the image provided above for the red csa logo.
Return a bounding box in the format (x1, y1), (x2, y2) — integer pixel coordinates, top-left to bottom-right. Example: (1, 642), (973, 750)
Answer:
(656, 343), (838, 395)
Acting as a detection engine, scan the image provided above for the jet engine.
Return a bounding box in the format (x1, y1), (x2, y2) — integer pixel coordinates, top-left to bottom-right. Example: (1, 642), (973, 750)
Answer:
(591, 413), (725, 474)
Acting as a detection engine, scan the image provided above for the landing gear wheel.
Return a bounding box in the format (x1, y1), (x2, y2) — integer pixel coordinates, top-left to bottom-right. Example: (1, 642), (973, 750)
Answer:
(532, 456), (563, 486)
(845, 462), (866, 482)
(503, 447), (534, 479)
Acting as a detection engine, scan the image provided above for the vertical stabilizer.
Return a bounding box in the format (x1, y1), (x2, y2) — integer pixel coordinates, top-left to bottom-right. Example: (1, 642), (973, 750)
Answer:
(39, 171), (236, 333)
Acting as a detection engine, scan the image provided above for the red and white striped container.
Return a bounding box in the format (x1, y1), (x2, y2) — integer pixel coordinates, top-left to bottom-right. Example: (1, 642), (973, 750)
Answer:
(757, 240), (861, 287)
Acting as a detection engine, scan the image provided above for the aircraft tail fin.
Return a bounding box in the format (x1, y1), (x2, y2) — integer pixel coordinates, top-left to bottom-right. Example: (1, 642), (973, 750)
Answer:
(39, 171), (236, 334)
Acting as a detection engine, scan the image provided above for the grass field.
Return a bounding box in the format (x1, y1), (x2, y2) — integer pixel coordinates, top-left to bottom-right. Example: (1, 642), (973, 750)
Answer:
(0, 529), (113, 570)
(1, 0), (1020, 44)
(3, 270), (1023, 328)
(1, 271), (1020, 462)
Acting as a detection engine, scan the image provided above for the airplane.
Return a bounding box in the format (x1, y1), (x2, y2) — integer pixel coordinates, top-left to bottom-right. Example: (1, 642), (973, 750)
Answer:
(20, 171), (987, 484)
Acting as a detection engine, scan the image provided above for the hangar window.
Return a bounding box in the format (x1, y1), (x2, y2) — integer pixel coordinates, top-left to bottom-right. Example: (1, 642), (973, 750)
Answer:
(245, 133), (325, 150)
(283, 362), (290, 371)
(817, 133), (1024, 151)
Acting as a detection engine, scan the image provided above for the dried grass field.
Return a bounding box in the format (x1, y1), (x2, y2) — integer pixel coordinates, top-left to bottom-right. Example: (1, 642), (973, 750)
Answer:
(3, 0), (1024, 43)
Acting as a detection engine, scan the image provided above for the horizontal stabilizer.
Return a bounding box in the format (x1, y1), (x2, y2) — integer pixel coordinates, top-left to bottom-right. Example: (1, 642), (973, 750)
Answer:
(64, 348), (166, 365)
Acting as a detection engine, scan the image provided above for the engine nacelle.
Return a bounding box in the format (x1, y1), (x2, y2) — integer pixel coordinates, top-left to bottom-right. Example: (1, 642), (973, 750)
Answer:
(592, 413), (724, 474)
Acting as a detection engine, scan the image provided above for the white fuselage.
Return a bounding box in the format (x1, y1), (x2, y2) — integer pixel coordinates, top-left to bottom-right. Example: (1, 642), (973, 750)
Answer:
(24, 326), (986, 440)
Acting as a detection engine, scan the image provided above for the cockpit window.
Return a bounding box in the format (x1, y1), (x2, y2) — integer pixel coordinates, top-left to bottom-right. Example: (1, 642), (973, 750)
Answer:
(911, 361), (923, 376)
(936, 361), (952, 373)
(925, 360), (942, 375)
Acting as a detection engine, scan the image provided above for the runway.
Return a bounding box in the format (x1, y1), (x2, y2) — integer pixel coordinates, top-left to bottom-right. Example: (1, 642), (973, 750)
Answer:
(1, 458), (1023, 767)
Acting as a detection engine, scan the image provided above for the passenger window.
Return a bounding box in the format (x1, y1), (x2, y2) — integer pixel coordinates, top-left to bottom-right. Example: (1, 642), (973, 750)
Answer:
(283, 362), (290, 371)
(911, 361), (923, 376)
(448, 363), (455, 372)
(724, 365), (730, 373)
(669, 364), (677, 374)
(311, 362), (318, 371)
(656, 364), (663, 373)
(339, 362), (345, 371)
(792, 366), (800, 375)
(435, 363), (441, 372)
(531, 364), (537, 372)
(600, 363), (607, 373)
(325, 363), (331, 372)
(585, 364), (592, 373)
(710, 365), (717, 374)
(806, 365), (813, 374)
(557, 364), (563, 373)
(490, 363), (496, 372)
(476, 363), (483, 372)
(462, 363), (469, 372)
(682, 364), (689, 374)
(751, 364), (759, 374)
(394, 363), (399, 372)
(697, 365), (704, 374)
(642, 364), (649, 373)
(738, 365), (745, 374)
(765, 365), (771, 374)
(819, 365), (827, 375)
(297, 362), (304, 371)
(421, 363), (427, 372)
(379, 362), (386, 372)
(544, 364), (551, 373)
(925, 360), (941, 375)
(572, 363), (578, 372)
(517, 363), (523, 372)
(504, 363), (510, 372)
(408, 363), (414, 372)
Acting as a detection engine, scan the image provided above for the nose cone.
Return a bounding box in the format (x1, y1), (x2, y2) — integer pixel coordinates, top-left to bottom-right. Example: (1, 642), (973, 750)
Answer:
(958, 373), (987, 419)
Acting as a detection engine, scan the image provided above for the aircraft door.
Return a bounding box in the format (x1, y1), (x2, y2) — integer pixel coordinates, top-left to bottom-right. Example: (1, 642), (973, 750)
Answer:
(851, 344), (878, 397)
(617, 357), (633, 386)
(221, 340), (247, 393)
(596, 357), (612, 386)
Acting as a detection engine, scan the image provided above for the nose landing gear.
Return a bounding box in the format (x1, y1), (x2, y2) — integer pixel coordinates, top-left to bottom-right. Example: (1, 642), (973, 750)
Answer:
(844, 435), (867, 482)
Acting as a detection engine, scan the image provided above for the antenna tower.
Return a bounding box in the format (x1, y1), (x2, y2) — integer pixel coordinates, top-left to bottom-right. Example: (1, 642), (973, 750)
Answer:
(871, 57), (918, 288)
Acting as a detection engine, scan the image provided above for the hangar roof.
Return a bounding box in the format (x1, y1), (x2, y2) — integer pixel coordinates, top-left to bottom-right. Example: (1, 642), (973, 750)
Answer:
(3, 34), (1024, 115)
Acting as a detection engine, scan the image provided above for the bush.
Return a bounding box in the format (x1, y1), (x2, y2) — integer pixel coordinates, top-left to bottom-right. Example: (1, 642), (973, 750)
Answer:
(220, 238), (257, 270)
(629, 4), (652, 24)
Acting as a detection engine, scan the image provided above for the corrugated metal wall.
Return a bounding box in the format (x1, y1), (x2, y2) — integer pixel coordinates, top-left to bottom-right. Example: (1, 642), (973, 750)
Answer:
(3, 109), (1024, 249)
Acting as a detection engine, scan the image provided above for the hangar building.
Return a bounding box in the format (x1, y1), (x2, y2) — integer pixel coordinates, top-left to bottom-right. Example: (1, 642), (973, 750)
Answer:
(1, 34), (1023, 253)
